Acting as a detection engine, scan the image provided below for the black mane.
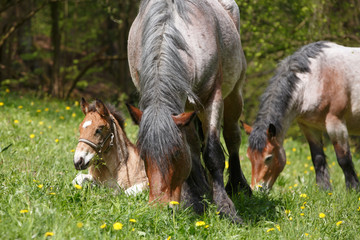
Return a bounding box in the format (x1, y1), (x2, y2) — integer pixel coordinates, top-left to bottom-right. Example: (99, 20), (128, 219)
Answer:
(248, 41), (329, 151)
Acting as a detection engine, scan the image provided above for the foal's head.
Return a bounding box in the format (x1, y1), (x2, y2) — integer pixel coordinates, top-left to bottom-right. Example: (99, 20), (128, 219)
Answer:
(243, 123), (286, 190)
(73, 98), (123, 170)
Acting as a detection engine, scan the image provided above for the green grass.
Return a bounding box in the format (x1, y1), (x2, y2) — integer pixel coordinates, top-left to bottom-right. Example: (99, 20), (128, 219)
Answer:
(1, 91), (360, 239)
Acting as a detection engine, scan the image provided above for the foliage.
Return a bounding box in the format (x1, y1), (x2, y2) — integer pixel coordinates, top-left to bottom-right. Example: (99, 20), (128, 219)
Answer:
(1, 92), (360, 239)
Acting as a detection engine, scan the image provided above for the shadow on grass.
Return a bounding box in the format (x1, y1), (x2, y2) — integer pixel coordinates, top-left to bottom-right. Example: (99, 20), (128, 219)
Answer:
(232, 191), (285, 225)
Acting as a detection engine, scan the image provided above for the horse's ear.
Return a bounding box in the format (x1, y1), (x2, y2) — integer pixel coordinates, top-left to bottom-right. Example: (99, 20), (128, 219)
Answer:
(172, 112), (196, 128)
(81, 97), (89, 115)
(268, 124), (276, 139)
(95, 99), (110, 117)
(126, 103), (142, 125)
(241, 121), (252, 135)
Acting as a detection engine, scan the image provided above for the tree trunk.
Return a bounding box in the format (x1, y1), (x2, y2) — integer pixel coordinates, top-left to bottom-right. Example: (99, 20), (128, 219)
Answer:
(50, 0), (62, 97)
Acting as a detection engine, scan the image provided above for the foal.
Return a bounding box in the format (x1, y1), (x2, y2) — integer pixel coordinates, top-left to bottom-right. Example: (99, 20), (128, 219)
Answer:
(73, 98), (148, 195)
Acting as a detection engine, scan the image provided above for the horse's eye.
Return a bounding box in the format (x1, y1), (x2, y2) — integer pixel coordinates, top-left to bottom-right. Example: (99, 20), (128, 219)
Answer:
(265, 154), (273, 163)
(95, 125), (105, 134)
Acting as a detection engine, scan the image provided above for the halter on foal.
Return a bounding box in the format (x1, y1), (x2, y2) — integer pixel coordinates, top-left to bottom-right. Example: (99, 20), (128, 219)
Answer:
(73, 98), (148, 195)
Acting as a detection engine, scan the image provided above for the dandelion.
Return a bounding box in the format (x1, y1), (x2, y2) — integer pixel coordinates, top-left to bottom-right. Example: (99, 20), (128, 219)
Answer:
(75, 101), (79, 106)
(304, 170), (308, 174)
(33, 179), (39, 183)
(257, 185), (263, 188)
(204, 224), (210, 229)
(49, 192), (56, 195)
(289, 186), (293, 189)
(100, 223), (106, 229)
(66, 106), (71, 110)
(310, 166), (314, 171)
(30, 134), (35, 139)
(0, 102), (4, 106)
(285, 209), (291, 215)
(71, 149), (75, 153)
(129, 219), (136, 223)
(225, 160), (229, 169)
(304, 233), (309, 237)
(304, 163), (309, 168)
(357, 206), (360, 211)
(332, 162), (335, 166)
(74, 184), (82, 190)
(18, 105), (23, 109)
(45, 108), (49, 111)
(124, 122), (127, 127)
(38, 184), (43, 189)
(31, 102), (34, 106)
(293, 183), (298, 187)
(336, 221), (343, 226)
(292, 148), (296, 152)
(216, 211), (220, 215)
(72, 113), (76, 117)
(300, 206), (305, 210)
(20, 209), (29, 213)
(170, 201), (179, 205)
(48, 126), (52, 129)
(60, 116), (64, 120)
(37, 109), (41, 113)
(307, 156), (311, 160)
(328, 192), (333, 196)
(289, 217), (293, 221)
(323, 147), (327, 151)
(28, 120), (32, 123)
(77, 222), (83, 228)
(55, 139), (59, 143)
(300, 193), (307, 198)
(266, 228), (275, 232)
(44, 232), (54, 237)
(113, 222), (123, 230)
(38, 121), (44, 125)
(5, 88), (10, 93)
(275, 225), (281, 231)
(14, 120), (19, 124)
(300, 213), (305, 216)
(167, 236), (171, 240)
(286, 161), (291, 165)
(195, 221), (206, 227)
(319, 213), (326, 218)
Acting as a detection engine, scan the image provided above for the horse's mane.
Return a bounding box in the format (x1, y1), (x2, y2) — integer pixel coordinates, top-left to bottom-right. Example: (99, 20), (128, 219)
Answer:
(248, 41), (329, 151)
(137, 0), (203, 178)
(87, 102), (125, 130)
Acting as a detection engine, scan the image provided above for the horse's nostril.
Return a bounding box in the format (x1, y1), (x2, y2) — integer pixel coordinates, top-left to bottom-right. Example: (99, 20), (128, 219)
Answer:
(74, 157), (85, 170)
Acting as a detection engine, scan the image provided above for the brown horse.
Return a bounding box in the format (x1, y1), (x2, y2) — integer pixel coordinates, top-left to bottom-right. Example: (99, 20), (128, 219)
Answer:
(73, 98), (148, 195)
(244, 41), (360, 191)
(127, 0), (250, 223)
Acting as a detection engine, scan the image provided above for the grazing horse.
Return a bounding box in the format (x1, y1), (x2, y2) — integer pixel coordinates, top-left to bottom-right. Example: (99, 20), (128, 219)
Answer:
(127, 0), (250, 222)
(244, 41), (360, 191)
(73, 98), (148, 195)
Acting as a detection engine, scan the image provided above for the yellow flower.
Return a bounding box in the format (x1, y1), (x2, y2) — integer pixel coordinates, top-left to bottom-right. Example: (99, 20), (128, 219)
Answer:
(304, 163), (309, 168)
(100, 223), (106, 229)
(124, 122), (127, 127)
(285, 209), (291, 215)
(14, 120), (19, 124)
(129, 219), (136, 223)
(357, 206), (360, 211)
(0, 102), (4, 106)
(257, 185), (263, 188)
(319, 213), (326, 218)
(195, 221), (206, 227)
(38, 184), (43, 189)
(44, 232), (54, 237)
(39, 121), (44, 125)
(113, 222), (123, 230)
(293, 183), (298, 187)
(266, 228), (275, 232)
(49, 192), (56, 195)
(205, 224), (210, 229)
(60, 116), (64, 120)
(289, 217), (293, 221)
(304, 170), (308, 174)
(18, 105), (23, 109)
(292, 148), (296, 152)
(33, 179), (39, 183)
(66, 106), (71, 110)
(74, 184), (82, 190)
(75, 101), (79, 106)
(300, 193), (307, 198)
(77, 222), (83, 228)
(48, 126), (52, 129)
(55, 139), (59, 143)
(307, 156), (311, 160)
(305, 233), (309, 236)
(289, 186), (293, 189)
(167, 236), (171, 240)
(37, 109), (41, 113)
(300, 213), (305, 216)
(225, 160), (229, 169)
(170, 201), (179, 205)
(286, 161), (291, 165)
(30, 134), (35, 139)
(358, 197), (360, 201)
(72, 113), (76, 117)
(310, 166), (314, 171)
(45, 108), (49, 111)
(275, 225), (281, 231)
(71, 149), (75, 153)
(300, 206), (305, 210)
(28, 120), (32, 123)
(20, 209), (29, 213)
(55, 109), (59, 112)
(31, 102), (34, 106)
(216, 211), (220, 215)
(336, 221), (343, 226)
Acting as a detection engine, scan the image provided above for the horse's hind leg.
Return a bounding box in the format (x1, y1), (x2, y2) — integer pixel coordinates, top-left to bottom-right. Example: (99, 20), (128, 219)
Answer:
(298, 123), (331, 190)
(223, 86), (251, 196)
(199, 88), (243, 223)
(325, 115), (360, 190)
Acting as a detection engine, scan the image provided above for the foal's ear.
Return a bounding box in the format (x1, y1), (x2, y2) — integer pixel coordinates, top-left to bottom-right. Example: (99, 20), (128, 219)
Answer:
(81, 97), (89, 115)
(95, 99), (110, 117)
(126, 103), (142, 125)
(241, 121), (253, 135)
(268, 124), (277, 139)
(172, 111), (196, 128)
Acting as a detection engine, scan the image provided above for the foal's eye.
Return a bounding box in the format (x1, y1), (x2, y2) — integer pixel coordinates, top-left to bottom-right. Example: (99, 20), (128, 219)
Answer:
(95, 125), (105, 134)
(265, 155), (273, 163)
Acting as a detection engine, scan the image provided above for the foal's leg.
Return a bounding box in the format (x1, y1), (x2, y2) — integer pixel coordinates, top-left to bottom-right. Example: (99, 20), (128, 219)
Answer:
(325, 115), (360, 190)
(298, 123), (331, 190)
(199, 88), (242, 223)
(223, 85), (251, 196)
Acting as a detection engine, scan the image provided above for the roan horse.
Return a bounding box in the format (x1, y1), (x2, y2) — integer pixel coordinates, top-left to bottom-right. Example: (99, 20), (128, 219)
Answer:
(244, 41), (360, 191)
(73, 98), (148, 195)
(127, 0), (250, 222)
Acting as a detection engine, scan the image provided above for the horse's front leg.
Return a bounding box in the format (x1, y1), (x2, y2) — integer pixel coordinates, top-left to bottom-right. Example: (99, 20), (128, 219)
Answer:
(72, 173), (96, 187)
(326, 115), (360, 190)
(199, 87), (243, 224)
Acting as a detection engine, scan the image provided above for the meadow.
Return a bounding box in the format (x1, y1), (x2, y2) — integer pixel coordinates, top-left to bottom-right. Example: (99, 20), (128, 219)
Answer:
(1, 90), (359, 239)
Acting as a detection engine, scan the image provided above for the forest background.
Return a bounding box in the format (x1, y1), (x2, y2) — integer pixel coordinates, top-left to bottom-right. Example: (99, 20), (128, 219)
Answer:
(1, 0), (360, 129)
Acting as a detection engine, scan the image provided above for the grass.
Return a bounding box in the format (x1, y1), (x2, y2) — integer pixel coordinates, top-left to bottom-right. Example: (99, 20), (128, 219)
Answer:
(1, 90), (360, 239)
